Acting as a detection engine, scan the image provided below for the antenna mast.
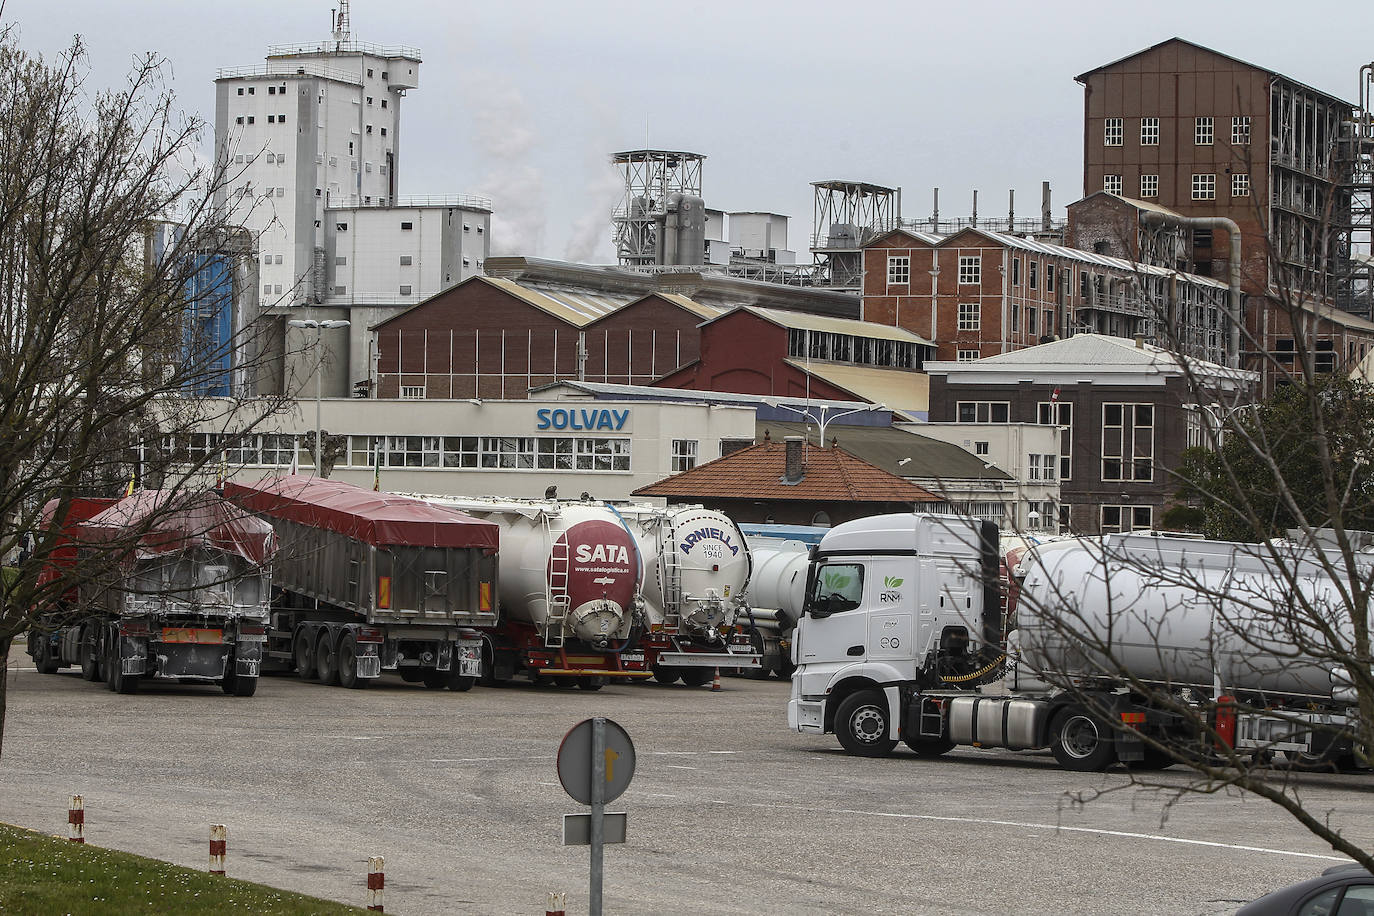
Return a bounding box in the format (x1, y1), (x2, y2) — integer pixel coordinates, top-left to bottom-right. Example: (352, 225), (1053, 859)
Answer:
(333, 0), (352, 44)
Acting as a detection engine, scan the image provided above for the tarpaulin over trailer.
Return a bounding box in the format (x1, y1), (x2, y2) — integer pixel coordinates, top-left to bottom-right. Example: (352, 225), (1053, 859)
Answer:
(225, 476), (500, 551)
(80, 489), (278, 565)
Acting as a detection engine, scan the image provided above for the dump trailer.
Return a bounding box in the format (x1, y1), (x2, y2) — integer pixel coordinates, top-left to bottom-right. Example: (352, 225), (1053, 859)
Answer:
(787, 515), (1369, 771)
(226, 477), (498, 690)
(28, 490), (276, 696)
(417, 495), (649, 688)
(616, 504), (760, 685)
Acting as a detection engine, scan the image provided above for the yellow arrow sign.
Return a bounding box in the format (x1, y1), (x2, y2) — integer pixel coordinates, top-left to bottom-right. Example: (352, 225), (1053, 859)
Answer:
(605, 747), (619, 782)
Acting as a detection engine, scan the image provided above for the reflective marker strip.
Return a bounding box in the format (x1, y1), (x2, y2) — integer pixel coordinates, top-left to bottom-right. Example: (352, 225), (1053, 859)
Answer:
(68, 796), (84, 843)
(209, 825), (226, 875)
(479, 582), (492, 612)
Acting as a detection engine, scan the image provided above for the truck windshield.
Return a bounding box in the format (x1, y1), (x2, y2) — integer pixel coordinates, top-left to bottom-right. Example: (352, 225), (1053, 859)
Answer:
(810, 564), (864, 613)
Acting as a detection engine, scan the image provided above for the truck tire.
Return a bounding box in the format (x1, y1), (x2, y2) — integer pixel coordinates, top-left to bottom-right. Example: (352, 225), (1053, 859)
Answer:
(293, 629), (316, 680)
(447, 669), (476, 692)
(80, 627), (101, 682)
(680, 668), (713, 688)
(105, 641), (139, 696)
(578, 676), (607, 691)
(315, 631), (339, 686)
(902, 735), (956, 757)
(652, 665), (680, 686)
(1050, 705), (1116, 772)
(554, 675), (579, 689)
(32, 634), (60, 674)
(400, 668), (427, 683)
(337, 636), (369, 690)
(835, 690), (897, 757)
(221, 668), (259, 697)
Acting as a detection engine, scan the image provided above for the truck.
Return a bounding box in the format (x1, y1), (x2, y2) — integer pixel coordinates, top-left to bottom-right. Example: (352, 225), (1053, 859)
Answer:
(416, 495), (650, 688)
(27, 489), (277, 696)
(737, 524), (827, 680)
(225, 477), (499, 690)
(615, 504), (760, 685)
(787, 513), (1369, 771)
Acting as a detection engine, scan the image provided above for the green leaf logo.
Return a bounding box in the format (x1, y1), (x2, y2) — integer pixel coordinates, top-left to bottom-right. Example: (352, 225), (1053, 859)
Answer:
(884, 576), (904, 588)
(822, 572), (852, 590)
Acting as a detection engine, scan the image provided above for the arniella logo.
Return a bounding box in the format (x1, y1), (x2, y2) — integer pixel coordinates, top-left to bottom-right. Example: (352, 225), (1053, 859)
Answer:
(879, 575), (903, 604)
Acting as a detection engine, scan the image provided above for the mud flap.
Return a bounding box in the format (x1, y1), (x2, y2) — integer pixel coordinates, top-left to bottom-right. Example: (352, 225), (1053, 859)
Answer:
(435, 641), (453, 673)
(118, 635), (148, 676)
(234, 639), (263, 677)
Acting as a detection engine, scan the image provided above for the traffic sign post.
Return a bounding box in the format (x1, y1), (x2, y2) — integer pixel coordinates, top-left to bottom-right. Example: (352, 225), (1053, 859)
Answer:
(557, 717), (635, 916)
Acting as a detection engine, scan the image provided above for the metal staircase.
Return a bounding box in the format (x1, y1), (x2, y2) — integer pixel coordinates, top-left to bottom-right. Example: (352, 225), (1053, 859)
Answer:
(660, 517), (683, 634)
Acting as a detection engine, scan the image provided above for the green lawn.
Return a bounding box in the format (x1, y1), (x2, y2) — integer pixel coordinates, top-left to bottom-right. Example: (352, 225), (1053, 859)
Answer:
(0, 823), (369, 915)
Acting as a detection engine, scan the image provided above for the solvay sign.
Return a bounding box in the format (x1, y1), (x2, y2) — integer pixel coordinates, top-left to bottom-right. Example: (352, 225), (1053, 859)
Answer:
(536, 407), (631, 432)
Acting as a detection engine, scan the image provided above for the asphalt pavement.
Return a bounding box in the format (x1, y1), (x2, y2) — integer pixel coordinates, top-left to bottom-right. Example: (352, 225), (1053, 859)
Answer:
(2, 646), (1372, 915)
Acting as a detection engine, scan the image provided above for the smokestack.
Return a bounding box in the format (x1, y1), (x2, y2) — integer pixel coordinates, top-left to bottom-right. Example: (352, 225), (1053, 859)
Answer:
(1041, 181), (1052, 232)
(1008, 189), (1015, 229)
(972, 190), (978, 228)
(784, 436), (804, 483)
(932, 188), (939, 228)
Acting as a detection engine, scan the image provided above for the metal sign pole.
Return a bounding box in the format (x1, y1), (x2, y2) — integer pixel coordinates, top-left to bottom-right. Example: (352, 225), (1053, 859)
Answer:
(590, 717), (606, 916)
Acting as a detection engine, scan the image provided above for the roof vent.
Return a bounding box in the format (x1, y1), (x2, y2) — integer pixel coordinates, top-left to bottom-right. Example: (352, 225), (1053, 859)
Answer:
(783, 436), (804, 484)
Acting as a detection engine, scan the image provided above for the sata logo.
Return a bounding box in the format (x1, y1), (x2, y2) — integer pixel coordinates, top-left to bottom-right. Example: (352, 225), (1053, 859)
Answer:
(679, 527), (740, 556)
(575, 543), (630, 565)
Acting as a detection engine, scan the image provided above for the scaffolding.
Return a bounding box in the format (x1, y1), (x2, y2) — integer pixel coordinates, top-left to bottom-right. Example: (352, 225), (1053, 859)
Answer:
(1334, 65), (1374, 319)
(810, 180), (900, 289)
(611, 150), (705, 268)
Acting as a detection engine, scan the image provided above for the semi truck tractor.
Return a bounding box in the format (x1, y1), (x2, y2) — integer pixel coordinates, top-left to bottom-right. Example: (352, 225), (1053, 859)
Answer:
(787, 513), (1368, 771)
(417, 495), (650, 687)
(616, 504), (760, 685)
(225, 477), (498, 690)
(27, 490), (277, 696)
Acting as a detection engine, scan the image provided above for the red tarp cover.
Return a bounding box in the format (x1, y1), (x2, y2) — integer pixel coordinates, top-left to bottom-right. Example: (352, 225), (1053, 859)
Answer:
(225, 477), (500, 551)
(80, 490), (278, 566)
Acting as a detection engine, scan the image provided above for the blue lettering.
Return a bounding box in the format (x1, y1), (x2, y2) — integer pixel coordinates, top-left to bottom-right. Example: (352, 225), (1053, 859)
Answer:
(597, 410), (615, 430)
(552, 409), (569, 430)
(536, 408), (551, 430)
(613, 409), (629, 430)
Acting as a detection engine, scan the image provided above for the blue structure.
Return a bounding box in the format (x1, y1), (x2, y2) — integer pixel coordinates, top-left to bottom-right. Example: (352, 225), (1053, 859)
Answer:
(151, 224), (237, 397)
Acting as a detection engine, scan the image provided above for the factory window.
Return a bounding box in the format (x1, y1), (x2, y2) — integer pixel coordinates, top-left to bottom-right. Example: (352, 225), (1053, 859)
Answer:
(1141, 117), (1159, 145)
(957, 255), (980, 284)
(278, 114), (285, 123)
(348, 141), (354, 155)
(275, 187), (283, 197)
(235, 154), (244, 163)
(380, 165), (388, 176)
(399, 255), (412, 265)
(279, 85), (285, 94)
(1195, 117), (1213, 146)
(957, 302), (980, 331)
(481, 437), (535, 470)
(1028, 260), (1038, 290)
(334, 285), (347, 295)
(956, 401), (1010, 424)
(975, 442), (989, 455)
(335, 256), (347, 266)
(336, 222), (349, 231)
(262, 254), (271, 265)
(1102, 403), (1154, 482)
(400, 221), (413, 230)
(957, 349), (980, 362)
(464, 224), (471, 232)
(462, 258), (471, 268)
(1103, 174), (1123, 195)
(366, 125), (373, 134)
(235, 116), (244, 125)
(329, 156), (338, 167)
(1191, 174), (1216, 200)
(400, 387), (425, 400)
(268, 86), (276, 95)
(274, 284), (282, 294)
(671, 439), (698, 472)
(477, 226), (484, 234)
(1103, 118), (1123, 146)
(1037, 401), (1073, 480)
(399, 285), (412, 296)
(315, 188), (321, 197)
(366, 96), (373, 105)
(1046, 264), (1055, 294)
(380, 127), (387, 137)
(1011, 304), (1020, 331)
(263, 284), (271, 295)
(536, 438), (574, 471)
(367, 68), (374, 78)
(576, 438), (630, 471)
(381, 71), (388, 80)
(267, 115), (274, 123)
(442, 437), (480, 468)
(381, 99), (388, 109)
(1027, 307), (1038, 336)
(1232, 116), (1251, 146)
(1012, 257), (1020, 286)
(237, 87), (244, 95)
(1232, 173), (1250, 197)
(1140, 174), (1159, 198)
(260, 435), (296, 466)
(274, 254), (282, 265)
(1101, 506), (1152, 534)
(365, 162), (372, 172)
(386, 435), (441, 466)
(887, 256), (910, 285)
(246, 116), (254, 124)
(248, 87), (255, 95)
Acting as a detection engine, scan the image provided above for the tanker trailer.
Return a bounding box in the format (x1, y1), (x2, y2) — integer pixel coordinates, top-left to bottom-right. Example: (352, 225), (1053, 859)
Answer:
(615, 504), (760, 686)
(225, 477), (498, 690)
(737, 534), (814, 679)
(29, 489), (276, 696)
(416, 495), (650, 688)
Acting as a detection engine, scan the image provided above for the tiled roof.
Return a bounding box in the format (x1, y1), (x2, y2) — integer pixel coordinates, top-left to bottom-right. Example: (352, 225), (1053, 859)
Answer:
(632, 438), (940, 503)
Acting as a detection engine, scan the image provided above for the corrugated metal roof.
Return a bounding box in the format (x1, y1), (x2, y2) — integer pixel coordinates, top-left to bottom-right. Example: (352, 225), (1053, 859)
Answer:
(969, 228), (1230, 289)
(758, 421), (1008, 481)
(925, 333), (1253, 381)
(784, 360), (929, 416)
(656, 292), (724, 320)
(741, 305), (935, 345)
(482, 277), (631, 327)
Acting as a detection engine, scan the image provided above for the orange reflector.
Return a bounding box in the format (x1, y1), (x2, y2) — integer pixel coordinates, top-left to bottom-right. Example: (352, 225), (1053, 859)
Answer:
(377, 576), (392, 609)
(479, 582), (492, 612)
(1120, 712), (1146, 725)
(648, 623), (663, 633)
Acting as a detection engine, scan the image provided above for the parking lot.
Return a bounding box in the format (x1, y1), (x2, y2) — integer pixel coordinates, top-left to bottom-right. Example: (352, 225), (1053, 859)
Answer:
(2, 652), (1373, 915)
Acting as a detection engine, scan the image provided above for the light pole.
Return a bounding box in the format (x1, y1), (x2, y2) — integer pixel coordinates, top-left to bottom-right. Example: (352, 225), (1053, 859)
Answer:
(287, 318), (351, 474)
(765, 401), (889, 446)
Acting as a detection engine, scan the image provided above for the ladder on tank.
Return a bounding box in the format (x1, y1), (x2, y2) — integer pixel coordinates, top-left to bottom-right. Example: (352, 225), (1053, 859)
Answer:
(661, 517), (683, 634)
(544, 515), (571, 647)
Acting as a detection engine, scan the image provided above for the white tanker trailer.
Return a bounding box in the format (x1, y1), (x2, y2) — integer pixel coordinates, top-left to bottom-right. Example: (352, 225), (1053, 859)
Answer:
(615, 504), (760, 686)
(737, 536), (813, 679)
(788, 515), (1369, 772)
(416, 495), (651, 687)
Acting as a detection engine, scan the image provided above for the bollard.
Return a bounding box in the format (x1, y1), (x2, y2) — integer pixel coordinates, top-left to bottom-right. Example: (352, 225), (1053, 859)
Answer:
(711, 667), (722, 691)
(546, 890), (566, 916)
(367, 855), (385, 912)
(209, 825), (226, 875)
(67, 796), (84, 843)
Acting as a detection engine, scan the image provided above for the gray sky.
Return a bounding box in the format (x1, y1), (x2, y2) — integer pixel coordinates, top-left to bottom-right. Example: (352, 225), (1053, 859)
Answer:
(14, 1), (1374, 262)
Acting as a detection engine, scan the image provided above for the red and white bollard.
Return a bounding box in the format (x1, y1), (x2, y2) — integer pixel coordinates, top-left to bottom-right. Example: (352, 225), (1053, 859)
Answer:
(67, 796), (84, 843)
(367, 855), (385, 912)
(208, 825), (227, 876)
(546, 891), (566, 916)
(711, 667), (722, 691)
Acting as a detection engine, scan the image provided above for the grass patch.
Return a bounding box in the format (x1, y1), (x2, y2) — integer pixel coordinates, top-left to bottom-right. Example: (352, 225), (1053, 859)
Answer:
(0, 823), (368, 915)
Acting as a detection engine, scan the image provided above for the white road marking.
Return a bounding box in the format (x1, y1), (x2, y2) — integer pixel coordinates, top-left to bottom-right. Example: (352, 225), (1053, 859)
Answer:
(318, 735), (388, 741)
(664, 765), (697, 770)
(428, 755), (556, 763)
(709, 801), (1349, 862)
(647, 793), (679, 798)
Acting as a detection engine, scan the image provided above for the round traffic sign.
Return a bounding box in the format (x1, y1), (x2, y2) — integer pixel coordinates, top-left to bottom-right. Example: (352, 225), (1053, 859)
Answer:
(557, 717), (636, 805)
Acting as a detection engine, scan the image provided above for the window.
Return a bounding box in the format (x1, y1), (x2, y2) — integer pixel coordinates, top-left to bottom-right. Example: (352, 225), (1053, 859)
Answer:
(1011, 304), (1020, 332)
(958, 255), (981, 284)
(1103, 118), (1123, 146)
(1232, 116), (1251, 146)
(268, 86), (276, 95)
(274, 254), (282, 264)
(380, 127), (387, 137)
(399, 255), (412, 266)
(386, 435), (442, 467)
(1102, 403), (1154, 481)
(334, 285), (347, 295)
(246, 116), (254, 124)
(1028, 454), (1057, 481)
(536, 438), (575, 471)
(336, 222), (349, 231)
(957, 349), (980, 362)
(808, 563), (864, 613)
(1029, 260), (1038, 290)
(1046, 266), (1055, 294)
(260, 435), (296, 466)
(443, 437), (480, 468)
(399, 285), (412, 296)
(887, 255), (910, 285)
(366, 125), (373, 135)
(576, 438), (630, 471)
(482, 436), (535, 469)
(1192, 173), (1216, 200)
(1036, 400), (1073, 480)
(1140, 174), (1159, 198)
(957, 302), (980, 331)
(237, 87), (244, 96)
(400, 221), (413, 231)
(263, 284), (272, 295)
(1232, 173), (1250, 197)
(367, 68), (374, 78)
(672, 439), (698, 472)
(275, 188), (283, 198)
(335, 256), (347, 266)
(247, 87), (255, 95)
(1141, 117), (1159, 146)
(1012, 257), (1021, 286)
(1195, 117), (1213, 145)
(956, 401), (1010, 423)
(974, 441), (989, 455)
(1103, 175), (1123, 195)
(235, 116), (244, 125)
(1101, 505), (1152, 534)
(366, 96), (373, 105)
(1027, 307), (1038, 336)
(267, 115), (275, 123)
(400, 386), (425, 400)
(381, 99), (388, 109)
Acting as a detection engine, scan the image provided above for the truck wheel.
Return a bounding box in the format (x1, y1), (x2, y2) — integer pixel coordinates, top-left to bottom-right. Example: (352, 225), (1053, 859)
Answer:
(80, 627), (101, 681)
(902, 736), (956, 757)
(447, 669), (476, 692)
(221, 668), (259, 697)
(106, 643), (139, 696)
(293, 629), (316, 680)
(315, 632), (338, 686)
(337, 636), (369, 690)
(422, 670), (448, 689)
(1050, 705), (1116, 772)
(652, 665), (680, 686)
(1125, 746), (1173, 770)
(835, 690), (897, 757)
(400, 668), (426, 683)
(578, 676), (607, 691)
(680, 668), (713, 688)
(33, 634), (60, 674)
(554, 675), (579, 689)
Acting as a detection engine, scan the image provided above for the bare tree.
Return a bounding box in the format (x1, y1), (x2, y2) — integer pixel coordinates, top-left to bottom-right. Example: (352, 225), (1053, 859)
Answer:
(0, 32), (291, 755)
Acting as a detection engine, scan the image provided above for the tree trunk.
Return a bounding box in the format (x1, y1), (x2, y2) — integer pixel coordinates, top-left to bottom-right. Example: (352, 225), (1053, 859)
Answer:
(0, 633), (11, 762)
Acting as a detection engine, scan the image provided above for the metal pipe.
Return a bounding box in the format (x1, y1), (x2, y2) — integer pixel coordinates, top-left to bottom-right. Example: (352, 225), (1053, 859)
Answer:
(1139, 212), (1242, 369)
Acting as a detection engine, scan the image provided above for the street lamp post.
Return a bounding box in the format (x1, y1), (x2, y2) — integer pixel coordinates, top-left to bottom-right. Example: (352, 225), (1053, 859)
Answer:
(286, 318), (351, 474)
(765, 401), (889, 446)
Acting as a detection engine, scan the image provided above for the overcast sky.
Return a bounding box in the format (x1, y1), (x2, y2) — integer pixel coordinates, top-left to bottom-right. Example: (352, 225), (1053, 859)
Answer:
(13, 1), (1374, 263)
